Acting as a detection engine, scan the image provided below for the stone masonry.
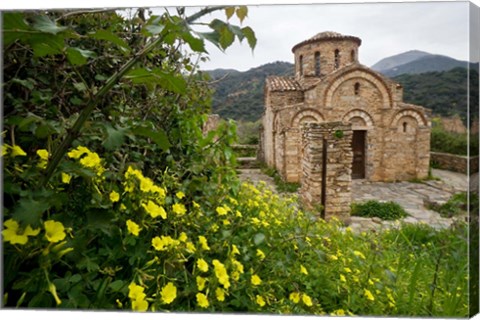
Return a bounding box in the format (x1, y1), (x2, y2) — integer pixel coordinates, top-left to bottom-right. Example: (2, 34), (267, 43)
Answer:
(300, 122), (353, 221)
(260, 31), (432, 185)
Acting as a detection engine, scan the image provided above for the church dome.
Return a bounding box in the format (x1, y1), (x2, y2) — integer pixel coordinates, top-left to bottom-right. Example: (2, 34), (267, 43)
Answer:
(292, 31), (361, 52)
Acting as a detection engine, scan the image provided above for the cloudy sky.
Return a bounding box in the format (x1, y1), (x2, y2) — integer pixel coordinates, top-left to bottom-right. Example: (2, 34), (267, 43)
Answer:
(188, 1), (473, 71)
(2, 0), (479, 72)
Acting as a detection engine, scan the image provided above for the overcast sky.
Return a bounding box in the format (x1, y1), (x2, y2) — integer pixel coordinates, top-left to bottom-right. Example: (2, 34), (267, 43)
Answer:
(188, 1), (472, 71)
(2, 0), (478, 73)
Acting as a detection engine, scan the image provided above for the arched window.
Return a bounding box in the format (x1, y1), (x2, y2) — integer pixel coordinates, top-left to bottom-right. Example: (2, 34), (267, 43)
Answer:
(314, 52), (321, 76)
(299, 55), (303, 76)
(403, 122), (408, 133)
(351, 50), (355, 62)
(334, 49), (340, 69)
(354, 82), (360, 95)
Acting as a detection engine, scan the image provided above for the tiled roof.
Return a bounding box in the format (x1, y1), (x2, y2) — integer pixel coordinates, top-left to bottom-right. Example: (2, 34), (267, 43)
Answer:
(266, 76), (302, 92)
(292, 31), (361, 52)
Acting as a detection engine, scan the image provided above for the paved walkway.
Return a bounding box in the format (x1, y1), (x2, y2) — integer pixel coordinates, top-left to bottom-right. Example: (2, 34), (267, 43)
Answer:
(238, 168), (469, 232)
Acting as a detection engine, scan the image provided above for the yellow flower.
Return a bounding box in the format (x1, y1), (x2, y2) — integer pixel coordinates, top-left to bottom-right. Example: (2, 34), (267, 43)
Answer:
(215, 287), (225, 302)
(132, 298), (148, 311)
(79, 151), (101, 168)
(302, 293), (313, 306)
(1, 144), (9, 157)
(44, 220), (66, 243)
(186, 241), (196, 253)
(212, 259), (230, 289)
(61, 172), (72, 184)
(178, 232), (188, 242)
(152, 236), (178, 251)
(126, 220), (141, 236)
(196, 276), (207, 291)
(216, 206), (227, 216)
(256, 295), (266, 307)
(289, 292), (300, 304)
(197, 258), (209, 273)
(251, 274), (262, 286)
(109, 191), (120, 203)
(160, 282), (177, 304)
(231, 244), (240, 255)
(364, 289), (375, 301)
(329, 254), (338, 261)
(193, 201), (200, 208)
(300, 265), (308, 275)
(340, 274), (347, 283)
(344, 267), (352, 273)
(353, 250), (366, 260)
(2, 219), (40, 245)
(36, 149), (49, 161)
(67, 146), (90, 159)
(256, 249), (266, 260)
(142, 200), (167, 219)
(331, 309), (346, 316)
(172, 203), (186, 216)
(198, 236), (210, 250)
(128, 283), (146, 301)
(196, 293), (209, 308)
(176, 191), (185, 199)
(10, 145), (27, 157)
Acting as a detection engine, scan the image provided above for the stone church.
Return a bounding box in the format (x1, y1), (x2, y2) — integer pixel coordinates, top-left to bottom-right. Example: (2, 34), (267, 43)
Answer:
(259, 31), (431, 183)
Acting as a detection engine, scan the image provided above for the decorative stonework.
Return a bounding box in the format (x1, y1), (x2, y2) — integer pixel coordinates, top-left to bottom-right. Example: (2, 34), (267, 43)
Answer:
(300, 122), (353, 222)
(260, 31), (431, 189)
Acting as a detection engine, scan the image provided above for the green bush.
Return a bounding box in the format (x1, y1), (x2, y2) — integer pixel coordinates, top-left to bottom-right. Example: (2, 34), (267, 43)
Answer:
(351, 200), (408, 220)
(430, 124), (478, 156)
(431, 192), (478, 218)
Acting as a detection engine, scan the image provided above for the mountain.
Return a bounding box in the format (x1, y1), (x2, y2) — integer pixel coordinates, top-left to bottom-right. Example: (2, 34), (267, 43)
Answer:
(393, 67), (478, 124)
(371, 50), (431, 72)
(371, 51), (470, 77)
(207, 61), (294, 121)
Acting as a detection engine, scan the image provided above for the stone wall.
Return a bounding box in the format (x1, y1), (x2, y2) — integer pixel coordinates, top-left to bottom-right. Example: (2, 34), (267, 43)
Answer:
(431, 152), (479, 174)
(300, 122), (353, 222)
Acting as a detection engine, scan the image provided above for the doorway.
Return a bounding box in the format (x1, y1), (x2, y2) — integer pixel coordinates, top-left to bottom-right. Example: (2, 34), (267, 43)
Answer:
(352, 130), (366, 179)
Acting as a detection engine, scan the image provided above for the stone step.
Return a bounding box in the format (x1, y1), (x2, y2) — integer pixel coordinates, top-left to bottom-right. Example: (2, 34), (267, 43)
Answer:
(237, 157), (261, 169)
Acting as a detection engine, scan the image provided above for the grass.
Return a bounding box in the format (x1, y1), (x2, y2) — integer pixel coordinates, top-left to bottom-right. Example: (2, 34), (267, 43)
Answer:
(351, 200), (408, 220)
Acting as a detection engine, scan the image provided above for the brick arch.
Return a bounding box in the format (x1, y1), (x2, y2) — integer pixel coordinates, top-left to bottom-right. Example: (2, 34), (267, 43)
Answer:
(342, 109), (374, 128)
(391, 109), (428, 127)
(324, 69), (393, 108)
(291, 108), (324, 127)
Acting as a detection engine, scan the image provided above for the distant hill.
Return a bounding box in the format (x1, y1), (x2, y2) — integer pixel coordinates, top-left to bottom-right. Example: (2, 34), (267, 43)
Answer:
(371, 50), (471, 77)
(206, 56), (477, 123)
(207, 61), (294, 121)
(393, 67), (478, 124)
(371, 50), (431, 72)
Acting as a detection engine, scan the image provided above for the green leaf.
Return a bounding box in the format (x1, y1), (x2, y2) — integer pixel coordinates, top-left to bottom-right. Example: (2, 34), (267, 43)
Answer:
(30, 35), (65, 57)
(89, 29), (130, 52)
(66, 47), (88, 66)
(31, 15), (67, 35)
(132, 126), (171, 151)
(181, 32), (206, 53)
(219, 26), (235, 50)
(73, 82), (87, 92)
(11, 78), (36, 90)
(144, 24), (165, 36)
(242, 26), (256, 50)
(102, 124), (126, 150)
(125, 68), (187, 94)
(236, 6), (248, 23)
(225, 7), (235, 20)
(3, 12), (31, 46)
(198, 32), (221, 50)
(108, 280), (125, 292)
(12, 197), (51, 228)
(254, 233), (266, 245)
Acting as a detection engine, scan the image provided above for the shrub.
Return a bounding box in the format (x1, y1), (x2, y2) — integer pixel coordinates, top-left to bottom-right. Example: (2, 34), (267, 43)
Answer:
(350, 200), (408, 220)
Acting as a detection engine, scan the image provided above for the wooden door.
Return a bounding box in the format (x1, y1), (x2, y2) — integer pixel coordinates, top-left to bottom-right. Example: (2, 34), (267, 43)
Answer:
(352, 130), (366, 179)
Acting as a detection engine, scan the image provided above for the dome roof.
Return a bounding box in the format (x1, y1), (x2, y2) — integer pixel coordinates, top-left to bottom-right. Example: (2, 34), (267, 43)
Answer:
(292, 31), (361, 52)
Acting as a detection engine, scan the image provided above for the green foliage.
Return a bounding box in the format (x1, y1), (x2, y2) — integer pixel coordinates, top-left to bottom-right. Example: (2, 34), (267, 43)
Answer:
(208, 61), (294, 121)
(429, 192), (478, 218)
(261, 166), (300, 193)
(351, 200), (408, 220)
(236, 120), (261, 144)
(430, 121), (478, 156)
(394, 67), (479, 124)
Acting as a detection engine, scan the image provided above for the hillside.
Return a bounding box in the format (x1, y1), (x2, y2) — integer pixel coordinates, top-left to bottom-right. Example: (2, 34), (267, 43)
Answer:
(381, 55), (470, 77)
(208, 61), (294, 121)
(207, 58), (476, 123)
(393, 67), (478, 123)
(371, 50), (431, 72)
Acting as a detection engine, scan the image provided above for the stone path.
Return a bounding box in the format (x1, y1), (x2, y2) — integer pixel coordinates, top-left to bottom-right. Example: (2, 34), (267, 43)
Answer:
(238, 168), (469, 233)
